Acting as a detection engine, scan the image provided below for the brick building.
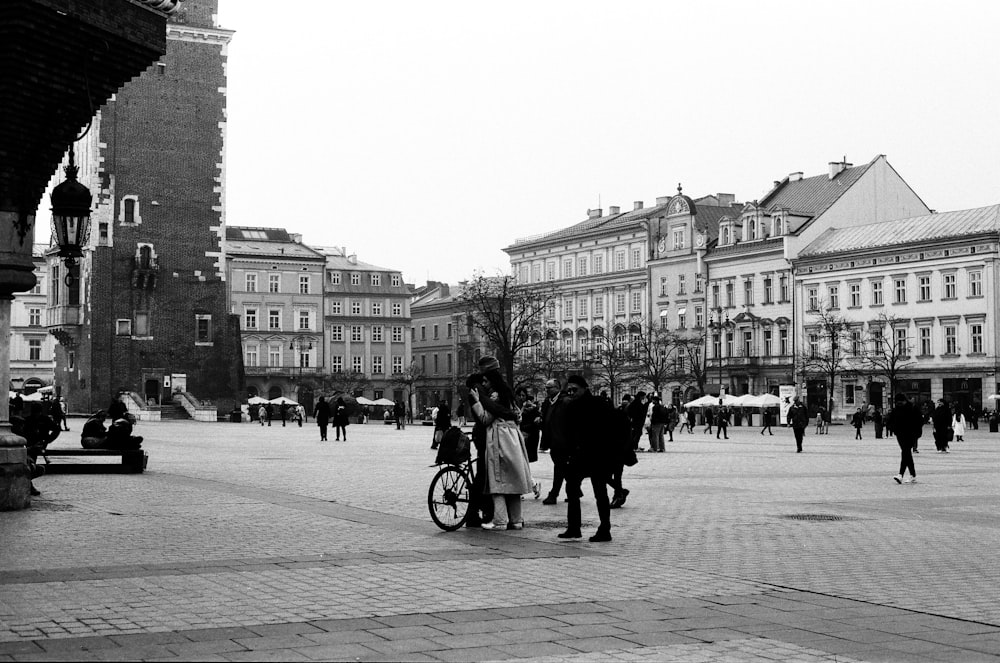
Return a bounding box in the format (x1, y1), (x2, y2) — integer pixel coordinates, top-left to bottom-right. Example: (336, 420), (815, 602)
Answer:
(47, 1), (243, 415)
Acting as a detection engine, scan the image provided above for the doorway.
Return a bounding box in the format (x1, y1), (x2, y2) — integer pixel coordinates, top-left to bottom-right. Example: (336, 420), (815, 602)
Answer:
(144, 379), (160, 405)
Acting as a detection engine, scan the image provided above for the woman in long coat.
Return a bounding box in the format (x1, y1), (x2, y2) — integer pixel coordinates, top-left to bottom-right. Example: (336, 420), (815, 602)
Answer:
(468, 356), (533, 530)
(332, 398), (349, 441)
(315, 396), (331, 441)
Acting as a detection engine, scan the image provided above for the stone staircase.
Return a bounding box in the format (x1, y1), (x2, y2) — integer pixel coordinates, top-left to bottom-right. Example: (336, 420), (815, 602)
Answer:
(157, 403), (190, 420)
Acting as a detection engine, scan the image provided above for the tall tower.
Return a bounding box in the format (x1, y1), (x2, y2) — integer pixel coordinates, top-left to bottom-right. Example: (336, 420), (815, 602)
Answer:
(49, 0), (243, 414)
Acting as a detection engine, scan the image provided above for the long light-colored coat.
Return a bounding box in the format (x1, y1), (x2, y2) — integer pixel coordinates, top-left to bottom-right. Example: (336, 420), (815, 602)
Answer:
(472, 401), (533, 495)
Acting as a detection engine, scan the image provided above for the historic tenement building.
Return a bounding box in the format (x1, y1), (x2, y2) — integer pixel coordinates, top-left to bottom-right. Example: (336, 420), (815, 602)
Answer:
(9, 246), (55, 393)
(46, 2), (243, 415)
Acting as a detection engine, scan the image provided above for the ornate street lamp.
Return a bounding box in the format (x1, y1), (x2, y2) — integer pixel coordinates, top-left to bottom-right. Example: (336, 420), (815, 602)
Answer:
(49, 149), (92, 268)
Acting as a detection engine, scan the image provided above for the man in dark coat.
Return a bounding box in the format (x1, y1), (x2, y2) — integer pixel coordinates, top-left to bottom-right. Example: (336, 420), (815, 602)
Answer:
(625, 391), (648, 450)
(931, 399), (952, 453)
(559, 375), (615, 542)
(787, 396), (809, 453)
(888, 392), (922, 483)
(393, 399), (406, 430)
(540, 379), (568, 505)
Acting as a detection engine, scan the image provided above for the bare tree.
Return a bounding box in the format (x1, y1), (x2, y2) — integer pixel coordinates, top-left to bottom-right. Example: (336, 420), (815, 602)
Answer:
(513, 342), (573, 392)
(457, 272), (557, 386)
(319, 371), (373, 397)
(675, 328), (710, 396)
(631, 318), (684, 395)
(858, 312), (916, 399)
(390, 361), (424, 411)
(798, 303), (854, 416)
(588, 325), (637, 402)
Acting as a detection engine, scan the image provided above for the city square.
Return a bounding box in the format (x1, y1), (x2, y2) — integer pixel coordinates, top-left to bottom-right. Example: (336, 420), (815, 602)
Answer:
(2, 418), (999, 662)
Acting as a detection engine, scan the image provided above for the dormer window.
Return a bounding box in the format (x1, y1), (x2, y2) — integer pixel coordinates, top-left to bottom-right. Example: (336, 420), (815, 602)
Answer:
(747, 218), (756, 241)
(721, 225), (731, 245)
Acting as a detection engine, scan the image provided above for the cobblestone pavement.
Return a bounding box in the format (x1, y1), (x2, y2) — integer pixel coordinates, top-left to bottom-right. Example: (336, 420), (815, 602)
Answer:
(2, 418), (999, 661)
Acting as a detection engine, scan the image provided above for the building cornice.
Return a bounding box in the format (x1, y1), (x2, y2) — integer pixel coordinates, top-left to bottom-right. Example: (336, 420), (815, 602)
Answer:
(168, 24), (234, 45)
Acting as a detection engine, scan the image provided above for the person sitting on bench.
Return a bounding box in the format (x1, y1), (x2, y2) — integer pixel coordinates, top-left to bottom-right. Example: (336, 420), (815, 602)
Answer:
(81, 411), (143, 450)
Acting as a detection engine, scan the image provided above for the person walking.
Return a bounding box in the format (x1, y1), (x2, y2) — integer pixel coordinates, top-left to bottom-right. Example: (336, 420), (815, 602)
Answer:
(647, 396), (667, 452)
(665, 403), (678, 442)
(541, 379), (568, 506)
(626, 392), (648, 451)
(685, 407), (696, 434)
(715, 405), (729, 439)
(314, 396), (330, 441)
(279, 401), (288, 427)
(814, 406), (826, 435)
(393, 399), (406, 430)
(953, 407), (966, 443)
(873, 408), (884, 439)
(559, 375), (614, 542)
(888, 392), (922, 483)
(58, 397), (70, 431)
(332, 398), (349, 441)
(468, 356), (533, 531)
(931, 399), (952, 453)
(760, 408), (774, 435)
(702, 406), (714, 436)
(787, 396), (809, 453)
(852, 407), (865, 440)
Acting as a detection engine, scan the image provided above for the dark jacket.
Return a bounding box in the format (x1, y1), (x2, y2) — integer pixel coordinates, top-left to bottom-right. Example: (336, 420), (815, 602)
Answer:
(540, 394), (567, 453)
(889, 400), (924, 441)
(931, 403), (952, 433)
(315, 399), (331, 426)
(563, 390), (620, 476)
(787, 402), (809, 428)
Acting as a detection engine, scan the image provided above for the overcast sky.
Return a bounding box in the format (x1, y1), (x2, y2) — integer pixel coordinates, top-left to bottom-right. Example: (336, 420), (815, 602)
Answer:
(217, 1), (1000, 286)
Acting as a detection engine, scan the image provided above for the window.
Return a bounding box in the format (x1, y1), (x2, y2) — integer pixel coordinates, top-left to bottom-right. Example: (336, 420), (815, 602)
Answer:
(30, 277), (42, 295)
(919, 327), (932, 356)
(433, 354), (439, 373)
(331, 355), (343, 372)
(943, 273), (956, 299)
(433, 324), (440, 339)
(117, 318), (133, 336)
(631, 291), (642, 312)
(744, 279), (753, 306)
(331, 325), (343, 342)
(615, 293), (626, 314)
(849, 283), (861, 308)
(894, 278), (907, 304)
(420, 326), (426, 340)
(121, 196), (139, 225)
(743, 331), (753, 357)
(135, 312), (150, 336)
(594, 297), (603, 317)
(391, 303), (402, 316)
(828, 285), (839, 309)
(297, 349), (311, 368)
(578, 297), (588, 317)
(564, 299), (573, 319)
(695, 306), (704, 328)
(779, 275), (789, 302)
(969, 270), (983, 297)
(971, 324), (984, 354)
(631, 248), (642, 269)
(712, 333), (721, 358)
(807, 287), (819, 311)
(695, 274), (704, 293)
(268, 346), (282, 367)
(659, 276), (668, 296)
(678, 275), (686, 295)
(594, 255), (604, 274)
(918, 275), (931, 302)
(330, 272), (341, 285)
(371, 301), (382, 316)
(244, 308), (258, 330)
(872, 281), (884, 306)
(895, 328), (908, 355)
(351, 273), (360, 285)
(268, 309), (281, 330)
(297, 310), (311, 330)
(546, 302), (556, 320)
(944, 325), (957, 354)
(195, 314), (212, 344)
(371, 273), (381, 286)
(447, 323), (453, 338)
(330, 300), (342, 315)
(392, 356), (403, 373)
(351, 300), (362, 315)
(391, 274), (401, 287)
(563, 259), (572, 278)
(763, 277), (773, 304)
(712, 284), (720, 308)
(726, 332), (734, 357)
(245, 273), (257, 292)
(28, 338), (41, 361)
(372, 356), (384, 374)
(578, 257), (587, 276)
(351, 325), (363, 342)
(28, 307), (41, 326)
(245, 345), (258, 367)
(269, 273), (280, 293)
(808, 333), (819, 358)
(779, 328), (789, 355)
(391, 326), (403, 342)
(725, 282), (734, 308)
(532, 264), (541, 282)
(851, 330), (862, 355)
(615, 252), (626, 271)
(299, 275), (311, 294)
(672, 228), (684, 250)
(352, 356), (363, 373)
(763, 329), (772, 356)
(546, 262), (556, 280)
(50, 265), (60, 305)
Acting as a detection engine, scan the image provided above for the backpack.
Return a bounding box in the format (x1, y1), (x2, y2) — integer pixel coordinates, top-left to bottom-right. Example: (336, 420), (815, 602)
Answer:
(434, 426), (471, 465)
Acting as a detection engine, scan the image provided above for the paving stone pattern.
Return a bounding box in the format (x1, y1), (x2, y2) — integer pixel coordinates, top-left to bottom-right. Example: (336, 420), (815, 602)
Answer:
(1, 420), (999, 661)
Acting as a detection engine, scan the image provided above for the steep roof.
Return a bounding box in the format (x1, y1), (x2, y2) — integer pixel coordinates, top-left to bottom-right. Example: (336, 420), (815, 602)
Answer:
(226, 227), (326, 260)
(800, 205), (1000, 257)
(759, 159), (875, 218)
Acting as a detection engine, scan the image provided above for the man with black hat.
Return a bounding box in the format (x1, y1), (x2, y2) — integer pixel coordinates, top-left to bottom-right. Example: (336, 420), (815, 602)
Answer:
(558, 375), (614, 542)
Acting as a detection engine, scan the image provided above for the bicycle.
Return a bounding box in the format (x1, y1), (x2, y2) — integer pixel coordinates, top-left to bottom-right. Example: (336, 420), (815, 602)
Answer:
(427, 450), (477, 531)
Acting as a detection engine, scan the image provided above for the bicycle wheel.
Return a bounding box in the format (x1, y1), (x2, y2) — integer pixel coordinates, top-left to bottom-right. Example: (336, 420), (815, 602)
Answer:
(428, 465), (472, 531)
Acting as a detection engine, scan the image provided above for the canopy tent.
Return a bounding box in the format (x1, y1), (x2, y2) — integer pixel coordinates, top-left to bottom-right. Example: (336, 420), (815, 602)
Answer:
(730, 394), (758, 407)
(355, 396), (376, 406)
(684, 393), (742, 408)
(989, 394), (1000, 401)
(751, 393), (782, 408)
(268, 396), (299, 406)
(247, 396), (268, 405)
(372, 398), (395, 406)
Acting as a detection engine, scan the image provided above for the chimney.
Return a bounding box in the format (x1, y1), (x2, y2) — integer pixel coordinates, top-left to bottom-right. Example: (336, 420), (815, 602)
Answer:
(773, 180), (781, 189)
(289, 233), (302, 243)
(828, 160), (852, 179)
(655, 196), (671, 206)
(587, 208), (602, 218)
(634, 201), (643, 210)
(609, 206), (620, 215)
(789, 172), (804, 182)
(716, 193), (735, 207)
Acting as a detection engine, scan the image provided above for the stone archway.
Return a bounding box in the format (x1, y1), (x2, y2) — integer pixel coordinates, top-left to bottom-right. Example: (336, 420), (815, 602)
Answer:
(267, 385), (282, 400)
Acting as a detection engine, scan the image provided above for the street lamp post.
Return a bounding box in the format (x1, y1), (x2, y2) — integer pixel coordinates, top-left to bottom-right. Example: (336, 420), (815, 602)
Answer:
(288, 337), (313, 396)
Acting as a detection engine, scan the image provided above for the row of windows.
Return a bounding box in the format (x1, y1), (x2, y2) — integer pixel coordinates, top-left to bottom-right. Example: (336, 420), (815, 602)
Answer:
(417, 353), (454, 375)
(518, 246), (644, 284)
(244, 349), (405, 374)
(658, 273), (706, 297)
(414, 323), (453, 341)
(806, 270), (983, 310)
(244, 273), (316, 294)
(115, 314), (212, 344)
(550, 290), (645, 320)
(712, 328), (792, 358)
(327, 272), (402, 288)
(329, 325), (406, 343)
(806, 322), (986, 358)
(718, 215), (787, 245)
(329, 300), (404, 317)
(710, 274), (792, 309)
(244, 308), (317, 331)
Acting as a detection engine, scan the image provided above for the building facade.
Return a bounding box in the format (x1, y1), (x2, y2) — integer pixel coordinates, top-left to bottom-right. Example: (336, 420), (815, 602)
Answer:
(46, 3), (243, 415)
(227, 227), (327, 412)
(9, 246), (55, 394)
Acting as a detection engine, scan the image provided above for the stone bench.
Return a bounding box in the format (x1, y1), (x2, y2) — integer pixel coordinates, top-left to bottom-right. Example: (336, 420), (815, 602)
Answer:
(40, 448), (148, 474)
